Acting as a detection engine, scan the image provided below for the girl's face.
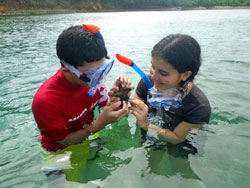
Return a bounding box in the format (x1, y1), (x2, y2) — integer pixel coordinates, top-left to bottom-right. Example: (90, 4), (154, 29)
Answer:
(150, 56), (188, 91)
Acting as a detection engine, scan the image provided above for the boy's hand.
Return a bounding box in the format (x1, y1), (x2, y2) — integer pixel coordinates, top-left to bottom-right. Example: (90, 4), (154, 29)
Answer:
(88, 101), (130, 133)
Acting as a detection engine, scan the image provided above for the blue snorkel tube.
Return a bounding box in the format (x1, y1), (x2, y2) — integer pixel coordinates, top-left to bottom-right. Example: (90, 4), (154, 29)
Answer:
(115, 54), (153, 90)
(131, 63), (154, 90)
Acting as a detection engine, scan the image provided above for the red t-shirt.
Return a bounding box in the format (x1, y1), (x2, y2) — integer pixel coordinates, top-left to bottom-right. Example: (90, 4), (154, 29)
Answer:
(32, 68), (108, 152)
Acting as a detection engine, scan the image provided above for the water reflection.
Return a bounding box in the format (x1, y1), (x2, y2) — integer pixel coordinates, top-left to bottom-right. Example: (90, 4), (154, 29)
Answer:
(142, 128), (207, 180)
(40, 118), (137, 186)
(41, 138), (108, 186)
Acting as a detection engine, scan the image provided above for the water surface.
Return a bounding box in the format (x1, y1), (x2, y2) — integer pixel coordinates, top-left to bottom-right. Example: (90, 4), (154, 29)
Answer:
(0, 9), (250, 188)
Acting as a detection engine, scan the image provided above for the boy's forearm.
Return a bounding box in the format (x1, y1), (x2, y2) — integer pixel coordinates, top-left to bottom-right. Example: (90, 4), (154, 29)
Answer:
(58, 117), (106, 145)
(57, 128), (90, 145)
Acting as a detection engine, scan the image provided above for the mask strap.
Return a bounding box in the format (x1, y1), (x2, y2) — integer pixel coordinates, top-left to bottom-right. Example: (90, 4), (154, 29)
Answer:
(60, 60), (90, 82)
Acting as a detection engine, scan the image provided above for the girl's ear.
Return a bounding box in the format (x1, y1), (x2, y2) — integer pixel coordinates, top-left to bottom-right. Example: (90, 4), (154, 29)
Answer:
(181, 71), (192, 81)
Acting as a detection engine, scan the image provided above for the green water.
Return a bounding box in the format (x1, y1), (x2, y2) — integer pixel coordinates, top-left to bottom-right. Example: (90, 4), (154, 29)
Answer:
(0, 9), (250, 188)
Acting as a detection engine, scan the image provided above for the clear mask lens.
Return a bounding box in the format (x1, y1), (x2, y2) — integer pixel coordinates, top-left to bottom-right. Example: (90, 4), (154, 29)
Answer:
(88, 59), (114, 88)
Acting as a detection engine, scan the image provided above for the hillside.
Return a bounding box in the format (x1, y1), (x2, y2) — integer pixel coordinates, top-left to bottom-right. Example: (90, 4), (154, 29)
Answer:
(0, 0), (249, 14)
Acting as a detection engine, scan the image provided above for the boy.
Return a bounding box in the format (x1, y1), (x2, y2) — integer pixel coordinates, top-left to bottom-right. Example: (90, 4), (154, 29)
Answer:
(32, 24), (131, 152)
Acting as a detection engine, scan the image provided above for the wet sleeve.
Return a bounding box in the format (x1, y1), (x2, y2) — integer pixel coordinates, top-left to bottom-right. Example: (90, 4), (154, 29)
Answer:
(183, 104), (211, 124)
(32, 98), (70, 141)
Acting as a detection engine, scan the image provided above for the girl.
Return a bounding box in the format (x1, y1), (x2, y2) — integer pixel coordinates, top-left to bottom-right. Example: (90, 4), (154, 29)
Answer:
(130, 34), (211, 145)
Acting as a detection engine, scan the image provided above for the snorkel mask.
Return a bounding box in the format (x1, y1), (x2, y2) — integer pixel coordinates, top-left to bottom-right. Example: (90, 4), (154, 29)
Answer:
(61, 58), (114, 85)
(115, 54), (186, 110)
(61, 24), (114, 97)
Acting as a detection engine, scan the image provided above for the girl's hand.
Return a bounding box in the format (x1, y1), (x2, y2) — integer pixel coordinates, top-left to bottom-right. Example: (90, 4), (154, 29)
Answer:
(129, 98), (150, 130)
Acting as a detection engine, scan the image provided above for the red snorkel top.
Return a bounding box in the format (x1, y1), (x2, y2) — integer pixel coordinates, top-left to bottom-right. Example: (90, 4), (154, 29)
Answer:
(115, 54), (133, 66)
(115, 53), (153, 90)
(82, 24), (105, 44)
(82, 24), (100, 34)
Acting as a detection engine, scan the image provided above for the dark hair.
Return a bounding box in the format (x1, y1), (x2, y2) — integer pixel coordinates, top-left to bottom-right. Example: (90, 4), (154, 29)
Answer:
(56, 25), (107, 67)
(152, 34), (201, 83)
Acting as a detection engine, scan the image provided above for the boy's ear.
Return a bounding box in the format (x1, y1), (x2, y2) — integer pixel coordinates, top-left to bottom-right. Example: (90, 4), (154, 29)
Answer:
(181, 71), (192, 81)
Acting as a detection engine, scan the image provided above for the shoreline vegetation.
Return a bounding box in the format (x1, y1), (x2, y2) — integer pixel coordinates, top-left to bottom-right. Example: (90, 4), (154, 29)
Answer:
(0, 0), (250, 15)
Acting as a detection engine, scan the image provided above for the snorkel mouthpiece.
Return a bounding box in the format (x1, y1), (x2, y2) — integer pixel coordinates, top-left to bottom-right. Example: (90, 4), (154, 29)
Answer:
(115, 54), (153, 90)
(88, 85), (99, 97)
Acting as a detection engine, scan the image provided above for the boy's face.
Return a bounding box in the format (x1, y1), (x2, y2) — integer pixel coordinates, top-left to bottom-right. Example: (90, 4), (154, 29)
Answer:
(66, 57), (106, 87)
